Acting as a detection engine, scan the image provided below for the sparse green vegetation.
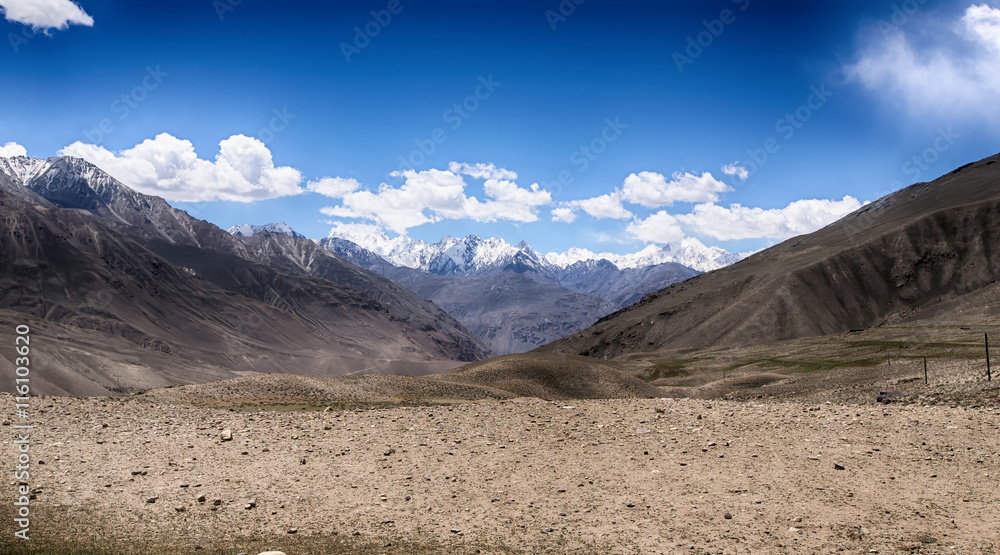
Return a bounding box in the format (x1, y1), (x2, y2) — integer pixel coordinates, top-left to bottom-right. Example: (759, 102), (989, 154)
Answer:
(641, 358), (696, 381)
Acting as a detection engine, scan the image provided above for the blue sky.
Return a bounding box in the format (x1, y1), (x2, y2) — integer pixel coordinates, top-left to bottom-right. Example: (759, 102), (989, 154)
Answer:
(1, 0), (998, 255)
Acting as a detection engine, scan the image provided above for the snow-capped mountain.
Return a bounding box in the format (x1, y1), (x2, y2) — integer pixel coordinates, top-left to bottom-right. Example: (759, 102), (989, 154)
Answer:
(1, 155), (138, 209)
(228, 222), (305, 239)
(543, 238), (743, 273)
(328, 225), (743, 275)
(0, 155), (52, 185)
(327, 226), (555, 278)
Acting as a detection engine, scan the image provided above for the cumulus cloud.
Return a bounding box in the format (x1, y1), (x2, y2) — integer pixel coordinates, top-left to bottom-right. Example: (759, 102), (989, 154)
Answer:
(447, 161), (518, 181)
(552, 191), (633, 223)
(621, 171), (732, 208)
(675, 196), (863, 241)
(0, 0), (93, 30)
(551, 207), (577, 223)
(326, 221), (392, 244)
(308, 177), (361, 198)
(721, 162), (749, 181)
(846, 3), (1000, 122)
(59, 133), (304, 202)
(0, 141), (28, 157)
(625, 211), (686, 243)
(320, 168), (552, 234)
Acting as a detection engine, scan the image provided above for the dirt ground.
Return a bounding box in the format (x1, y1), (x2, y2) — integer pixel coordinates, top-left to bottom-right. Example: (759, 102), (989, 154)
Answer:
(3, 388), (999, 554)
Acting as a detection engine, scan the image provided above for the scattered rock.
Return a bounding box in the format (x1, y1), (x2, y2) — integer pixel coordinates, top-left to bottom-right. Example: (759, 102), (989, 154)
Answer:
(724, 512), (733, 519)
(221, 429), (233, 441)
(834, 463), (846, 470)
(877, 391), (902, 404)
(146, 496), (158, 504)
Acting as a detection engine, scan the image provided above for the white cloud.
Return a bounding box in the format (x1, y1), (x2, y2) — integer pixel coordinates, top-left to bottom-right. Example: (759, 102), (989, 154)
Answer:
(625, 211), (686, 244)
(308, 177), (361, 198)
(326, 221), (391, 244)
(0, 141), (28, 157)
(621, 171), (732, 208)
(676, 196), (863, 241)
(448, 161), (518, 181)
(846, 3), (1000, 122)
(59, 133), (304, 202)
(721, 162), (749, 181)
(0, 0), (93, 30)
(320, 168), (552, 234)
(552, 191), (633, 222)
(551, 207), (577, 223)
(964, 3), (1000, 50)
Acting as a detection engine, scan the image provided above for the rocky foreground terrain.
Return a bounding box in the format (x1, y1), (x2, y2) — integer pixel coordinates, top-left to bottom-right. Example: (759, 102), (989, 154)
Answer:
(3, 386), (998, 554)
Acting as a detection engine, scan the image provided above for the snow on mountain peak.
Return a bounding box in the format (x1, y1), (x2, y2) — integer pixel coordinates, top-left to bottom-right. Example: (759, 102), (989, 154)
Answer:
(544, 240), (742, 273)
(227, 222), (304, 239)
(329, 224), (743, 274)
(0, 155), (53, 185)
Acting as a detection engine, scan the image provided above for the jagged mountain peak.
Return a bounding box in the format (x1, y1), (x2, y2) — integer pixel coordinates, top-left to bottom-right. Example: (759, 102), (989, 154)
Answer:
(329, 226), (743, 276)
(228, 222), (305, 239)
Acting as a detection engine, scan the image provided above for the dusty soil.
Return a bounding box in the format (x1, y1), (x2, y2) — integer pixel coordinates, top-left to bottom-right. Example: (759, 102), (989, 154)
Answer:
(3, 391), (999, 554)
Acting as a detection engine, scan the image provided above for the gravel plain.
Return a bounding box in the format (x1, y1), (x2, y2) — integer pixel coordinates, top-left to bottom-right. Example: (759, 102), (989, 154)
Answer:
(3, 389), (999, 554)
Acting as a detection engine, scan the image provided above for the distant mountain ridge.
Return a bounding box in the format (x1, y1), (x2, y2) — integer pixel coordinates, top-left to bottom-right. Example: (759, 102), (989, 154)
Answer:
(542, 153), (1000, 359)
(0, 155), (489, 395)
(326, 226), (743, 274)
(228, 222), (305, 239)
(306, 232), (700, 354)
(221, 223), (704, 354)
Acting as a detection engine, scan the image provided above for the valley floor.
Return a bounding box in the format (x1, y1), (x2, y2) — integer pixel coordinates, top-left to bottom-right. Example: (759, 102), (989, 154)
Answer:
(2, 393), (999, 554)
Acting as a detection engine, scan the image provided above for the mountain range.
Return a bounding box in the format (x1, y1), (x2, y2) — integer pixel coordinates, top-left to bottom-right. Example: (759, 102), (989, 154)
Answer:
(223, 227), (704, 354)
(324, 225), (743, 274)
(0, 155), (488, 395)
(4, 151), (999, 397)
(543, 153), (1000, 359)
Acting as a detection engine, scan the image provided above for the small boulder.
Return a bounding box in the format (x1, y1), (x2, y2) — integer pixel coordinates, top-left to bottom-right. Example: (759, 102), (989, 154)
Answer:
(221, 429), (233, 441)
(877, 391), (902, 404)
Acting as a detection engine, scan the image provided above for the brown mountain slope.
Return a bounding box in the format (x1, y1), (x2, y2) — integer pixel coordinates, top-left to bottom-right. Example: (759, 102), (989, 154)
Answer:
(6, 157), (488, 362)
(541, 153), (1000, 359)
(0, 164), (486, 395)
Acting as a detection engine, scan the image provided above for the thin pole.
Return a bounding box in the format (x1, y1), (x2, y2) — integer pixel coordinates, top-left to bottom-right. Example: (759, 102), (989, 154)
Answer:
(987, 333), (992, 382)
(924, 356), (928, 385)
